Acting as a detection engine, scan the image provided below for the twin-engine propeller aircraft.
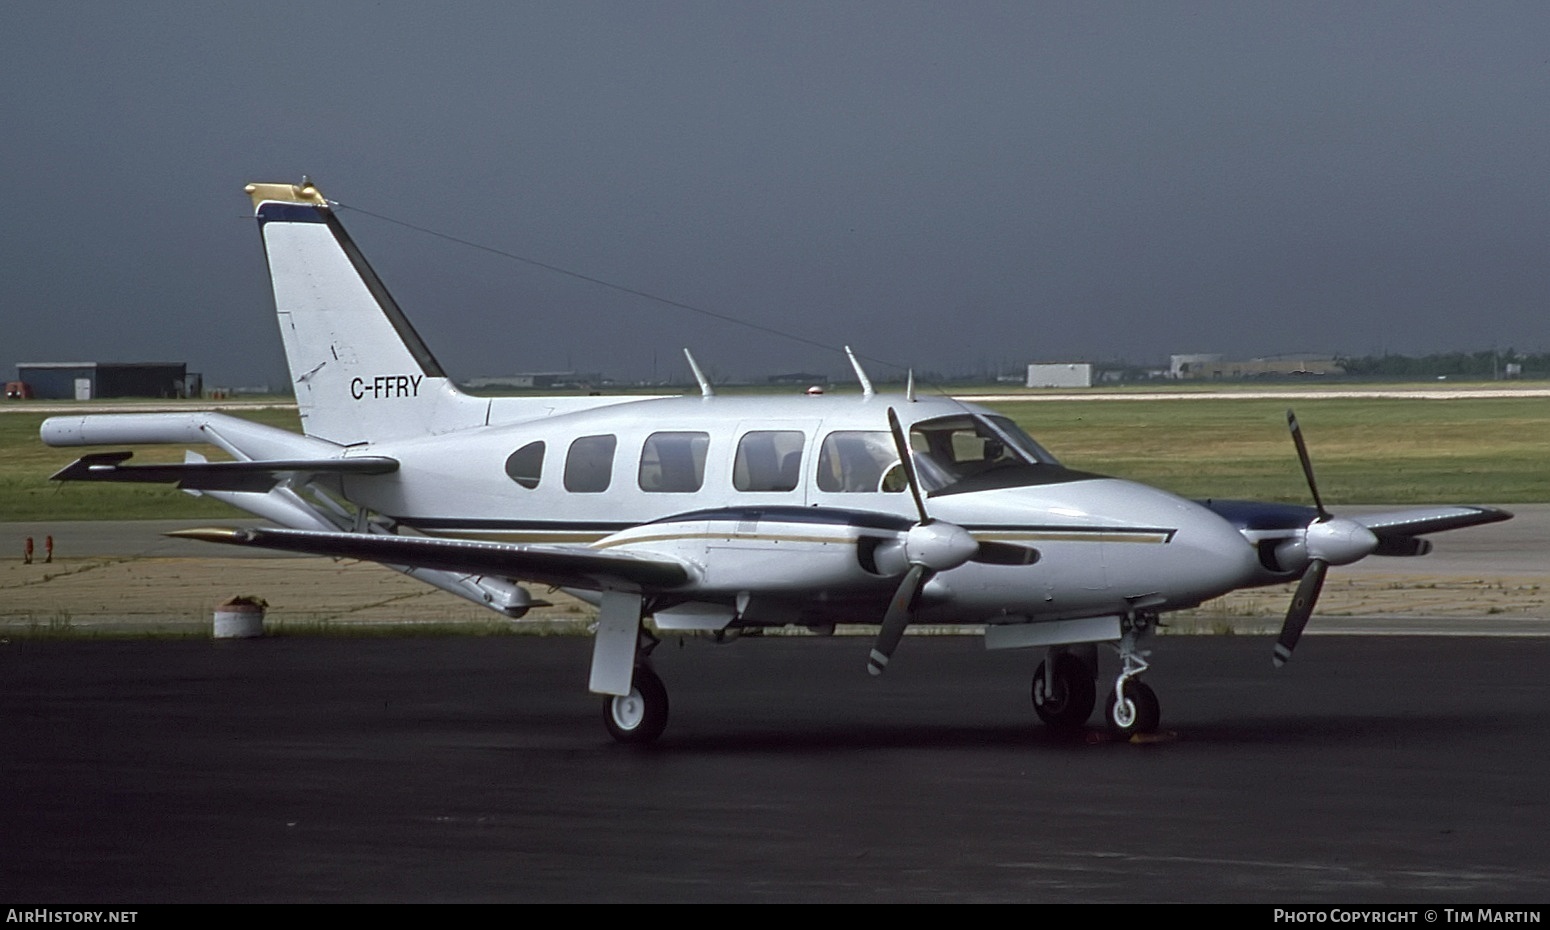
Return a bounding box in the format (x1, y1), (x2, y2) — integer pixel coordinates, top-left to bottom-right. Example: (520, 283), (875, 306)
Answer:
(43, 180), (1511, 744)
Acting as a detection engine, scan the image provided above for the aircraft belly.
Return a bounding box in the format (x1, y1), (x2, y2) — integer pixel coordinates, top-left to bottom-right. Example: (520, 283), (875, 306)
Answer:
(924, 578), (1115, 622)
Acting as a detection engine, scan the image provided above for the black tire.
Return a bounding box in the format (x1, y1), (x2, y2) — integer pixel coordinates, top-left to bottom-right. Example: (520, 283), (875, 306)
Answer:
(602, 666), (670, 744)
(1105, 679), (1160, 738)
(1031, 654), (1096, 731)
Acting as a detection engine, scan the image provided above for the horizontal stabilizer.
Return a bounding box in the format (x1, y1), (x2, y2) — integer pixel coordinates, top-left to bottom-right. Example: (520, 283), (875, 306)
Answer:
(51, 451), (399, 493)
(1354, 505), (1513, 540)
(167, 526), (691, 591)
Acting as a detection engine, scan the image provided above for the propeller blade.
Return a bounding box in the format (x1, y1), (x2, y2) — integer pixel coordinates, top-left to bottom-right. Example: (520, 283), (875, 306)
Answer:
(887, 407), (930, 525)
(1286, 410), (1331, 521)
(868, 563), (927, 676)
(1273, 558), (1328, 668)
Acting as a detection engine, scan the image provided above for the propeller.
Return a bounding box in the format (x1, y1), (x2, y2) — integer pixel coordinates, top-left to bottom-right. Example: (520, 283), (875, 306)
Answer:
(867, 409), (1038, 675)
(1272, 411), (1379, 667)
(868, 409), (968, 675)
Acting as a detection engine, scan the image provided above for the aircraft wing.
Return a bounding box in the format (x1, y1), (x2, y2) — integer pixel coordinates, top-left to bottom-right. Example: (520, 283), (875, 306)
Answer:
(1351, 504), (1513, 555)
(1201, 500), (1511, 539)
(1199, 499), (1512, 557)
(168, 526), (691, 591)
(50, 451), (400, 493)
(1351, 505), (1513, 539)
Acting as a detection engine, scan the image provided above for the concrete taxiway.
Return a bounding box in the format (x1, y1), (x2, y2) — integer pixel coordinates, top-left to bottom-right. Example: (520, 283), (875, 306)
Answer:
(2, 634), (1548, 903)
(1, 511), (1546, 903)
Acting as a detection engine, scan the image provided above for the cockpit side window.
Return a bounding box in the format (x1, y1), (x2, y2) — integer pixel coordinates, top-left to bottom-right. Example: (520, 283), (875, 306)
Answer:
(734, 430), (804, 492)
(504, 441), (545, 489)
(816, 431), (906, 493)
(639, 431), (710, 492)
(564, 434), (616, 493)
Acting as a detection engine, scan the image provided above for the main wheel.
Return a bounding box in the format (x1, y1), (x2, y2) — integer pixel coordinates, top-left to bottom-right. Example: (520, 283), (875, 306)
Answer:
(1031, 654), (1096, 731)
(1105, 679), (1160, 738)
(602, 666), (669, 745)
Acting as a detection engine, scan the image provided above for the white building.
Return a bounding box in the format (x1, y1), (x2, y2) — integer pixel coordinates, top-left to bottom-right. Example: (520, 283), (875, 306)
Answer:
(1025, 363), (1093, 389)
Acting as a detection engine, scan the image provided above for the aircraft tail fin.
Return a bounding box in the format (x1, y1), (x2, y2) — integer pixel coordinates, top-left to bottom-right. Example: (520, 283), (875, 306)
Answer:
(247, 181), (487, 445)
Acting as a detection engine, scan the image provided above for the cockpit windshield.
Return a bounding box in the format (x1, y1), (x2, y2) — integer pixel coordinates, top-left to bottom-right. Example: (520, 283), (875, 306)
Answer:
(815, 414), (1063, 495)
(982, 415), (1061, 466)
(904, 414), (1061, 491)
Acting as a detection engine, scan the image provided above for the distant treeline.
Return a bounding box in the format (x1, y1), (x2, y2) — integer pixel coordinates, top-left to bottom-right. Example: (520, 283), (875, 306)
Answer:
(1335, 350), (1549, 380)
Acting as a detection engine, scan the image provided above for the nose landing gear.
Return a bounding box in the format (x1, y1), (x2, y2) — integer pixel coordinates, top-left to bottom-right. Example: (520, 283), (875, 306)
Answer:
(1105, 613), (1160, 738)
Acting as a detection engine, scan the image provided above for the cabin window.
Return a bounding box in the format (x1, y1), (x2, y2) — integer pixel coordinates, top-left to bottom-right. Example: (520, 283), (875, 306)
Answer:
(564, 434), (616, 493)
(504, 441), (545, 489)
(815, 431), (906, 493)
(638, 431), (710, 492)
(734, 431), (804, 492)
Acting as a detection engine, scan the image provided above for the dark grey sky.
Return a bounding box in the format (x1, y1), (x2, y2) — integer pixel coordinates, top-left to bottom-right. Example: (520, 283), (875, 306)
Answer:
(4, 2), (1548, 387)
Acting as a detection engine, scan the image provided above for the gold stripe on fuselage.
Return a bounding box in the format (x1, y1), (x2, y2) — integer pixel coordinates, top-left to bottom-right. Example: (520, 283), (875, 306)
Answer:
(975, 530), (1172, 545)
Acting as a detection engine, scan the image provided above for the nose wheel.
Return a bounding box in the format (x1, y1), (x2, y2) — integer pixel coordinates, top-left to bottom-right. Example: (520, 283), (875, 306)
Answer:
(1105, 678), (1160, 737)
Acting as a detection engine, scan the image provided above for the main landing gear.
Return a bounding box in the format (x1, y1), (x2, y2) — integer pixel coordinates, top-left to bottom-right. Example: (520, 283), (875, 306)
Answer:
(603, 664), (670, 744)
(601, 624), (669, 745)
(1031, 613), (1162, 739)
(1032, 650), (1096, 731)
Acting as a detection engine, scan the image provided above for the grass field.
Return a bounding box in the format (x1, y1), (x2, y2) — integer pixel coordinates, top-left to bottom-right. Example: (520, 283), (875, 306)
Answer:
(993, 395), (1550, 504)
(2, 390), (1546, 521)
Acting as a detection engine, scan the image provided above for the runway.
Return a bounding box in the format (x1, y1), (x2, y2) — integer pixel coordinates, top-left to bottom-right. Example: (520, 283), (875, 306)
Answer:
(2, 634), (1548, 903)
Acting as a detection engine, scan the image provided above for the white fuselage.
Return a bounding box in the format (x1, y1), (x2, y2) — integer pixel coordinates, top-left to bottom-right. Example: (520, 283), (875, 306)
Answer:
(336, 392), (1262, 627)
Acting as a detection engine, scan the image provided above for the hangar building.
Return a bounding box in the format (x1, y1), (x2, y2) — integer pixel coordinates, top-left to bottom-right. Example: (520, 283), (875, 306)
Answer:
(14, 362), (199, 400)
